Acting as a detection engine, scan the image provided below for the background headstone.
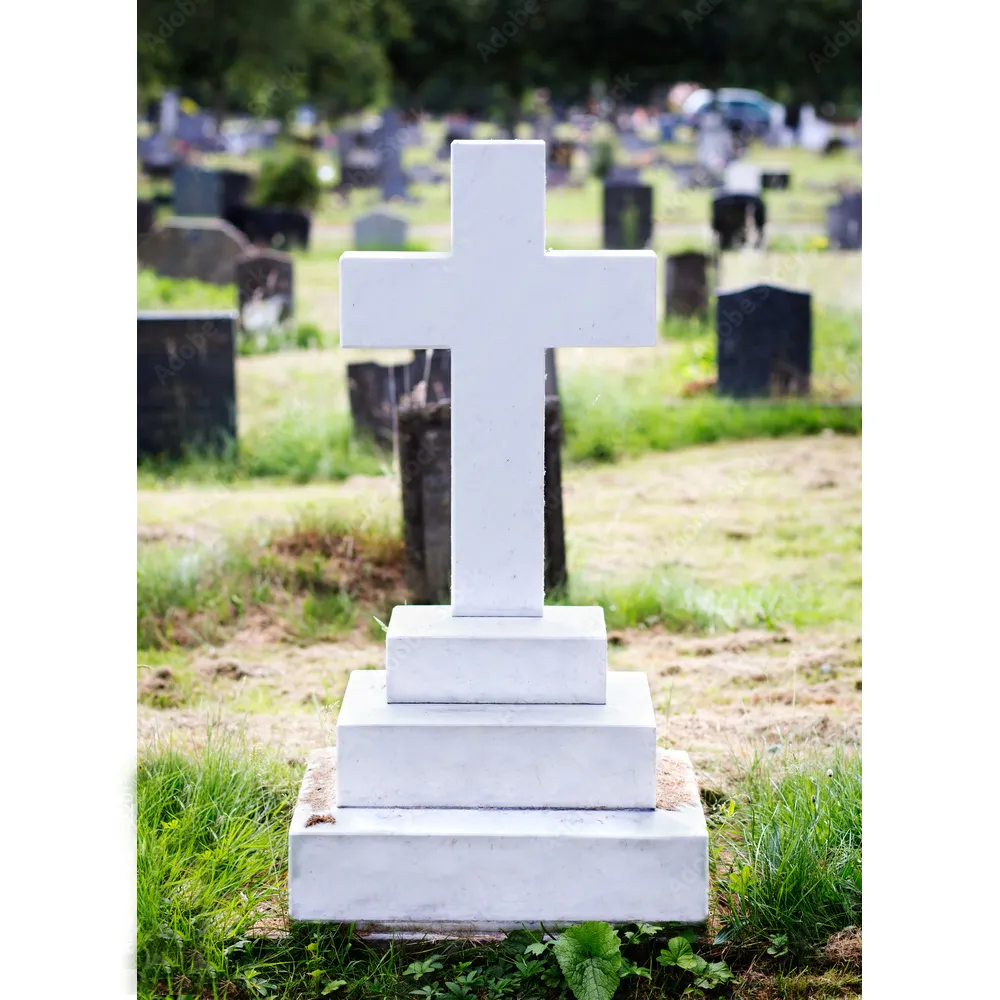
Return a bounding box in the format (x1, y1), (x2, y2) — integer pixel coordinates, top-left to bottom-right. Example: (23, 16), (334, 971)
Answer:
(138, 218), (250, 285)
(376, 107), (409, 201)
(397, 398), (568, 604)
(712, 192), (766, 251)
(761, 168), (791, 190)
(348, 348), (558, 448)
(716, 284), (812, 398)
(137, 311), (237, 460)
(354, 210), (408, 249)
(826, 192), (862, 249)
(602, 183), (653, 249)
(665, 253), (710, 319)
(160, 90), (179, 138)
(226, 206), (311, 250)
(173, 165), (223, 217)
(138, 199), (155, 240)
(235, 250), (294, 332)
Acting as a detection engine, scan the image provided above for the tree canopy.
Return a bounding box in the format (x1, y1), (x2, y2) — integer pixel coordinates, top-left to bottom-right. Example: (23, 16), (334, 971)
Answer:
(137, 0), (861, 118)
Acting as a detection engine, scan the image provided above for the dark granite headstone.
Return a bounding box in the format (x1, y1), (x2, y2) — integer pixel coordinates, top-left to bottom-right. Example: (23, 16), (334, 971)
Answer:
(225, 206), (311, 250)
(138, 199), (155, 240)
(826, 192), (862, 249)
(338, 130), (380, 188)
(716, 284), (812, 398)
(712, 192), (766, 251)
(235, 250), (294, 330)
(665, 253), (710, 319)
(602, 184), (653, 249)
(137, 311), (237, 460)
(138, 218), (250, 285)
(761, 169), (791, 190)
(347, 349), (558, 448)
(397, 398), (567, 604)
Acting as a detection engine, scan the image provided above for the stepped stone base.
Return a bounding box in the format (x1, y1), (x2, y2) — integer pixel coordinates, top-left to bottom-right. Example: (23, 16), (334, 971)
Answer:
(289, 747), (709, 928)
(336, 670), (655, 809)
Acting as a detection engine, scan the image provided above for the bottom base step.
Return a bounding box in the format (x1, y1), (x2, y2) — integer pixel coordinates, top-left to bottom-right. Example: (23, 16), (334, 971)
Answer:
(288, 747), (708, 928)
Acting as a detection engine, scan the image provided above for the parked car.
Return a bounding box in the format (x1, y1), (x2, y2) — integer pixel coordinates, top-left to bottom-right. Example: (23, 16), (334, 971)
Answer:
(681, 88), (782, 140)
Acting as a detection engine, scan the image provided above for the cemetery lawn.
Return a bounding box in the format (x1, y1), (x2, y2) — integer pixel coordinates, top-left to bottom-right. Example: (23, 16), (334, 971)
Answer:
(135, 297), (860, 486)
(137, 735), (860, 999)
(138, 434), (861, 997)
(139, 434), (861, 787)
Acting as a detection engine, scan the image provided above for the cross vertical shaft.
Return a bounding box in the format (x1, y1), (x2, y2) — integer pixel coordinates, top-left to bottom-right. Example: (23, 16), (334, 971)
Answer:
(451, 345), (544, 617)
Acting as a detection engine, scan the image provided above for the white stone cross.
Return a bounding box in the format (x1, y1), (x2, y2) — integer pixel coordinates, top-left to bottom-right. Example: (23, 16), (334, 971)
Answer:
(341, 140), (655, 618)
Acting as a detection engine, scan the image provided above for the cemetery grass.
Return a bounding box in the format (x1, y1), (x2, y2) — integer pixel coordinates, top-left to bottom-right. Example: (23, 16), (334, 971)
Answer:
(139, 435), (860, 791)
(137, 307), (860, 487)
(136, 734), (861, 999)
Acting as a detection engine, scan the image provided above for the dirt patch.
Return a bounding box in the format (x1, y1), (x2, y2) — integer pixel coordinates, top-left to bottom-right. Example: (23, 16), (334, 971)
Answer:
(656, 753), (699, 810)
(824, 926), (862, 969)
(138, 666), (174, 696)
(270, 527), (406, 606)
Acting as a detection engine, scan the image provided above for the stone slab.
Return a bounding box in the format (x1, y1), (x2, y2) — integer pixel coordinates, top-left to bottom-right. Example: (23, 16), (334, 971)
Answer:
(336, 670), (655, 809)
(289, 747), (708, 927)
(385, 605), (606, 704)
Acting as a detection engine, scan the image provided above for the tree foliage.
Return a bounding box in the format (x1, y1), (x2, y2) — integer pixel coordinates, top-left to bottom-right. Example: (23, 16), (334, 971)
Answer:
(137, 0), (861, 119)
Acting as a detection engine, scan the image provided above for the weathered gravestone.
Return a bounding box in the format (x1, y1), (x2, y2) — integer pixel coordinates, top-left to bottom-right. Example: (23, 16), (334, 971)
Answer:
(137, 199), (155, 240)
(227, 206), (312, 250)
(346, 349), (452, 448)
(347, 348), (557, 448)
(289, 139), (708, 928)
(398, 398), (567, 605)
(761, 168), (791, 190)
(172, 165), (221, 217)
(826, 191), (862, 249)
(712, 192), (766, 251)
(716, 283), (812, 397)
(137, 311), (237, 460)
(353, 210), (407, 249)
(174, 166), (251, 218)
(375, 107), (409, 201)
(338, 129), (380, 188)
(235, 250), (294, 333)
(138, 217), (249, 285)
(665, 252), (710, 318)
(602, 182), (654, 249)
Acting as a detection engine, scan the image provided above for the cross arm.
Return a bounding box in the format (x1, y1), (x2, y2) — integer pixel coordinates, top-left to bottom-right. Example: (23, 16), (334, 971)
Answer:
(340, 252), (453, 349)
(539, 250), (658, 348)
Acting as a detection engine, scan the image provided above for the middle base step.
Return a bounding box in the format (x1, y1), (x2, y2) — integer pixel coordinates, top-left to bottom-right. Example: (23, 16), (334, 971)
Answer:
(337, 670), (656, 809)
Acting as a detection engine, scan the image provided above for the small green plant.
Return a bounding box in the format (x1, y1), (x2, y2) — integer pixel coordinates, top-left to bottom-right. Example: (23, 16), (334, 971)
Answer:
(657, 936), (734, 993)
(256, 150), (322, 212)
(552, 922), (624, 1000)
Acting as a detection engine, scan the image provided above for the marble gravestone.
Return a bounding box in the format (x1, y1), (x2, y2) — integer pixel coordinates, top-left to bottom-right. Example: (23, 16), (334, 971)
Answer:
(354, 209), (408, 250)
(289, 140), (709, 928)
